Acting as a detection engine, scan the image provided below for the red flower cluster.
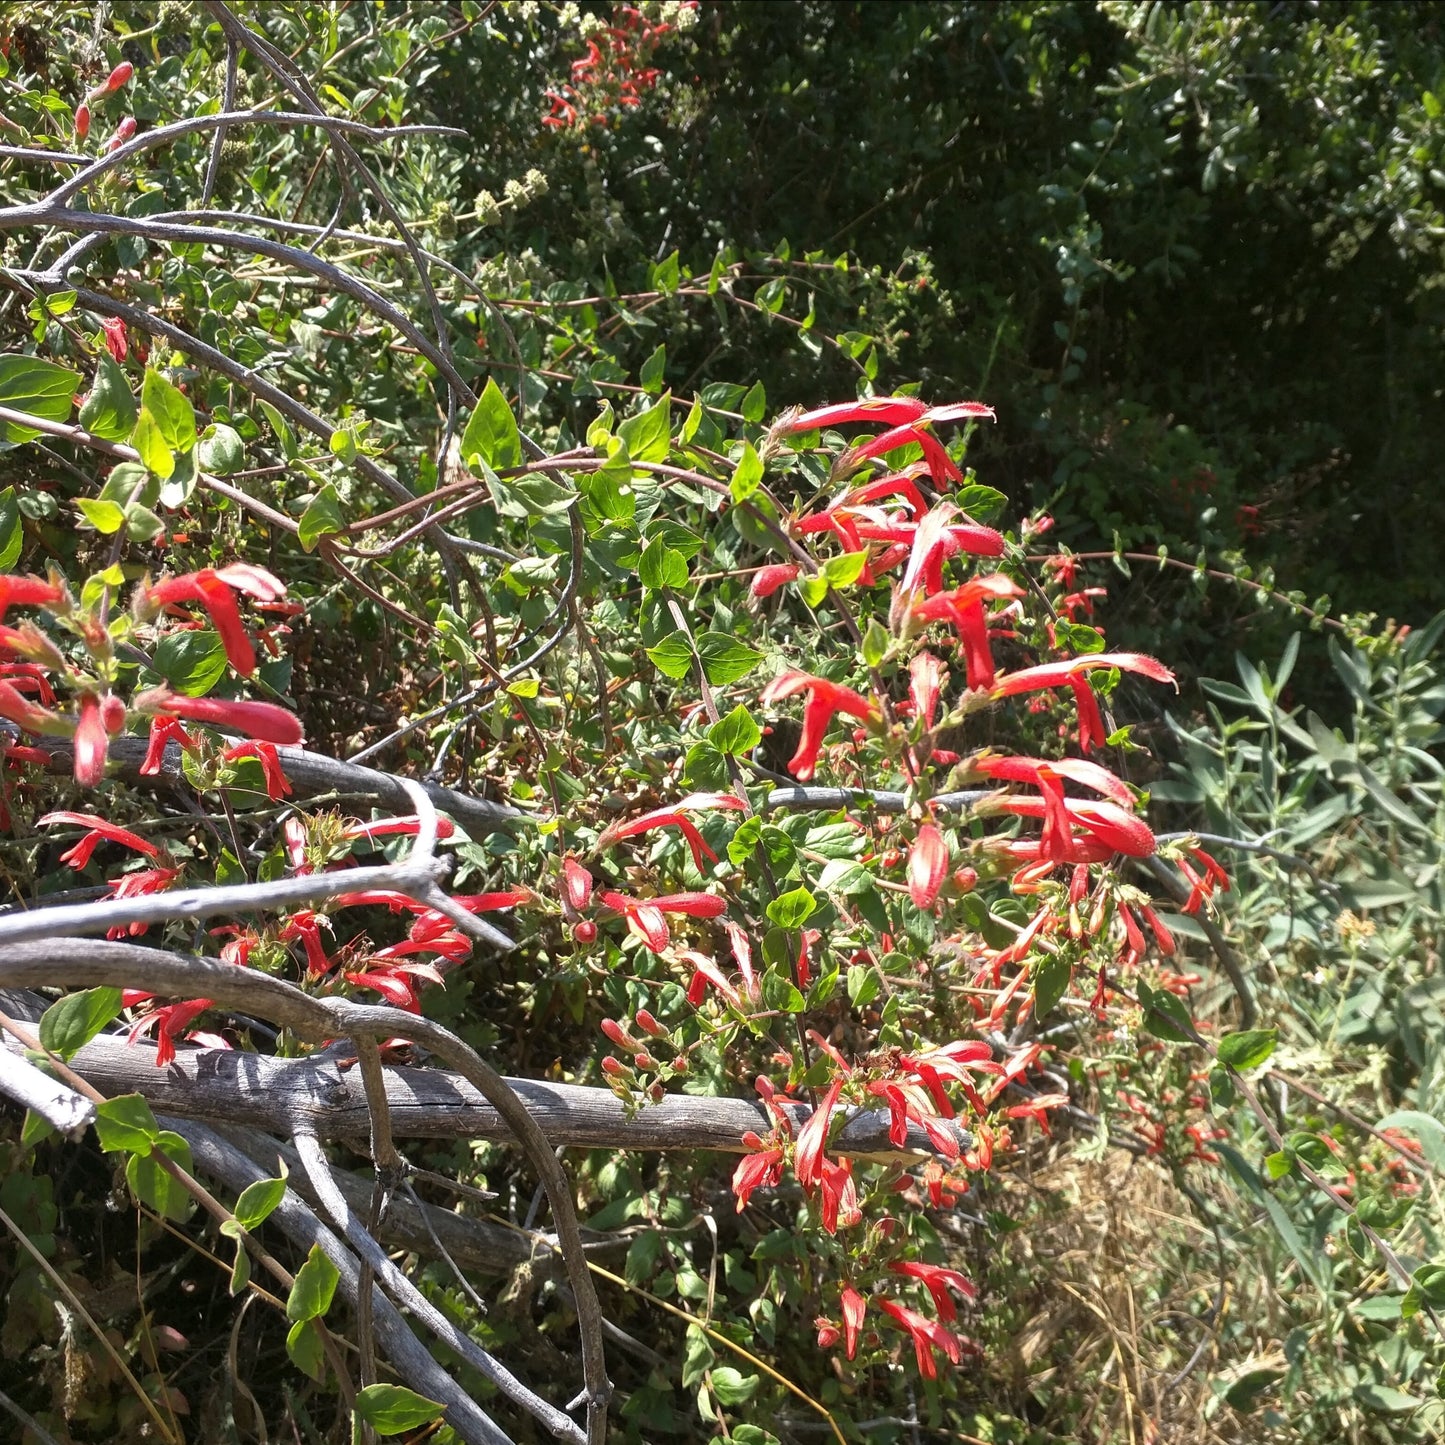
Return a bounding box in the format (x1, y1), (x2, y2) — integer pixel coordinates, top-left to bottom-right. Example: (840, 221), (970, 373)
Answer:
(543, 3), (695, 130)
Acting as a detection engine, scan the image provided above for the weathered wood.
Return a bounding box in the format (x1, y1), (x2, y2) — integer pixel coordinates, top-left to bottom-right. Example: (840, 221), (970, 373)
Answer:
(4, 1030), (966, 1160)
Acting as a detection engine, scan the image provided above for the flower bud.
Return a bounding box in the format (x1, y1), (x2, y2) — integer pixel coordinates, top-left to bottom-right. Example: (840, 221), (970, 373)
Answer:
(951, 866), (977, 893)
(572, 919), (597, 944)
(100, 694), (126, 735)
(74, 103), (90, 140)
(101, 61), (134, 94)
(634, 1008), (666, 1038)
(600, 1018), (631, 1049)
(104, 117), (137, 153)
(633, 1051), (658, 1071)
(600, 1055), (630, 1079)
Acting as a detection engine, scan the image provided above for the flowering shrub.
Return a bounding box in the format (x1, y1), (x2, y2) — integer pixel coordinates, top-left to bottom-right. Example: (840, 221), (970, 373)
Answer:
(0, 7), (1441, 1445)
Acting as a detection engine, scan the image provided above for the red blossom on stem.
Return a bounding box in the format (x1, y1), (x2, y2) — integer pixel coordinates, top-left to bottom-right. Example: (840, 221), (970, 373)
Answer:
(888, 1260), (977, 1321)
(134, 687), (303, 745)
(732, 1131), (785, 1209)
(142, 564), (287, 677)
(749, 563), (800, 599)
(220, 741), (292, 801)
(0, 575), (64, 620)
(759, 670), (877, 781)
(599, 889), (727, 953)
(907, 824), (949, 909)
(596, 791), (746, 873)
(878, 1297), (964, 1379)
(140, 715), (197, 774)
(99, 316), (127, 362)
(39, 810), (163, 869)
(840, 1285), (867, 1360)
(911, 574), (1024, 690)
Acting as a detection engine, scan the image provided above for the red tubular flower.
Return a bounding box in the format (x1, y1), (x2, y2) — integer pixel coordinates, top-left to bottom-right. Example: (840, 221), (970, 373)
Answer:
(723, 920), (759, 998)
(759, 670), (877, 781)
(104, 116), (137, 152)
(143, 565), (286, 677)
(40, 810), (163, 869)
(596, 792), (746, 873)
(750, 563), (800, 599)
(878, 1298), (964, 1379)
(815, 1318), (842, 1350)
(888, 1260), (977, 1322)
(794, 1075), (843, 1189)
(992, 651), (1175, 751)
(100, 316), (127, 362)
(443, 888), (537, 914)
(70, 693), (107, 786)
(91, 61), (133, 97)
(909, 651), (945, 730)
(221, 741), (292, 801)
(134, 687), (303, 745)
(988, 793), (1156, 859)
(732, 1131), (785, 1209)
(786, 397), (932, 431)
(683, 950), (743, 1008)
(105, 866), (181, 938)
(0, 575), (64, 620)
(344, 814), (457, 843)
(128, 998), (212, 1068)
(279, 910), (332, 976)
(0, 681), (63, 736)
(907, 824), (949, 909)
(848, 423), (965, 488)
(345, 968), (424, 1013)
(841, 463), (930, 518)
(897, 503), (1005, 605)
(970, 753), (1136, 808)
(560, 856), (594, 913)
(840, 1285), (867, 1360)
(819, 1155), (861, 1233)
(140, 715), (197, 774)
(911, 575), (1024, 690)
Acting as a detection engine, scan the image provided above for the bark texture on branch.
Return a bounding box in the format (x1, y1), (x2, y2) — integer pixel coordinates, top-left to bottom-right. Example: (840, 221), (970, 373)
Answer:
(8, 1030), (965, 1160)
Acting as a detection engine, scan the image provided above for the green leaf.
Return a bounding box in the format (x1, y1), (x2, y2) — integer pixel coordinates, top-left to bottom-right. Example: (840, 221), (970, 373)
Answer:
(285, 1318), (326, 1381)
(617, 390), (671, 464)
(639, 534), (689, 590)
(124, 504), (165, 542)
(640, 343), (667, 394)
(646, 632), (694, 679)
(298, 483), (345, 552)
(153, 628), (228, 696)
(229, 1241), (251, 1295)
(1138, 981), (1195, 1043)
(586, 401), (613, 447)
(197, 422), (244, 474)
(257, 399), (296, 460)
(860, 618), (889, 668)
(1216, 1028), (1277, 1071)
(821, 551), (868, 587)
(650, 251), (681, 295)
(1031, 952), (1072, 1018)
(766, 886), (816, 929)
(728, 815), (762, 864)
(847, 963), (880, 1007)
(94, 1093), (160, 1153)
(730, 441), (763, 503)
(1263, 1150), (1293, 1180)
(125, 1131), (194, 1220)
(1354, 1384), (1423, 1413)
(78, 354), (137, 441)
(158, 448), (196, 507)
(0, 486), (20, 570)
(232, 1176), (287, 1231)
(38, 987), (123, 1063)
(141, 369), (196, 454)
(287, 1242), (341, 1321)
(798, 575), (828, 608)
(354, 1384), (445, 1435)
(710, 1367), (760, 1406)
(461, 377), (523, 473)
(0, 355), (82, 446)
(740, 380), (767, 423)
(761, 970), (805, 1013)
(77, 498), (124, 534)
(710, 704), (761, 756)
(696, 632), (763, 685)
(130, 407), (174, 479)
(955, 483), (1007, 521)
